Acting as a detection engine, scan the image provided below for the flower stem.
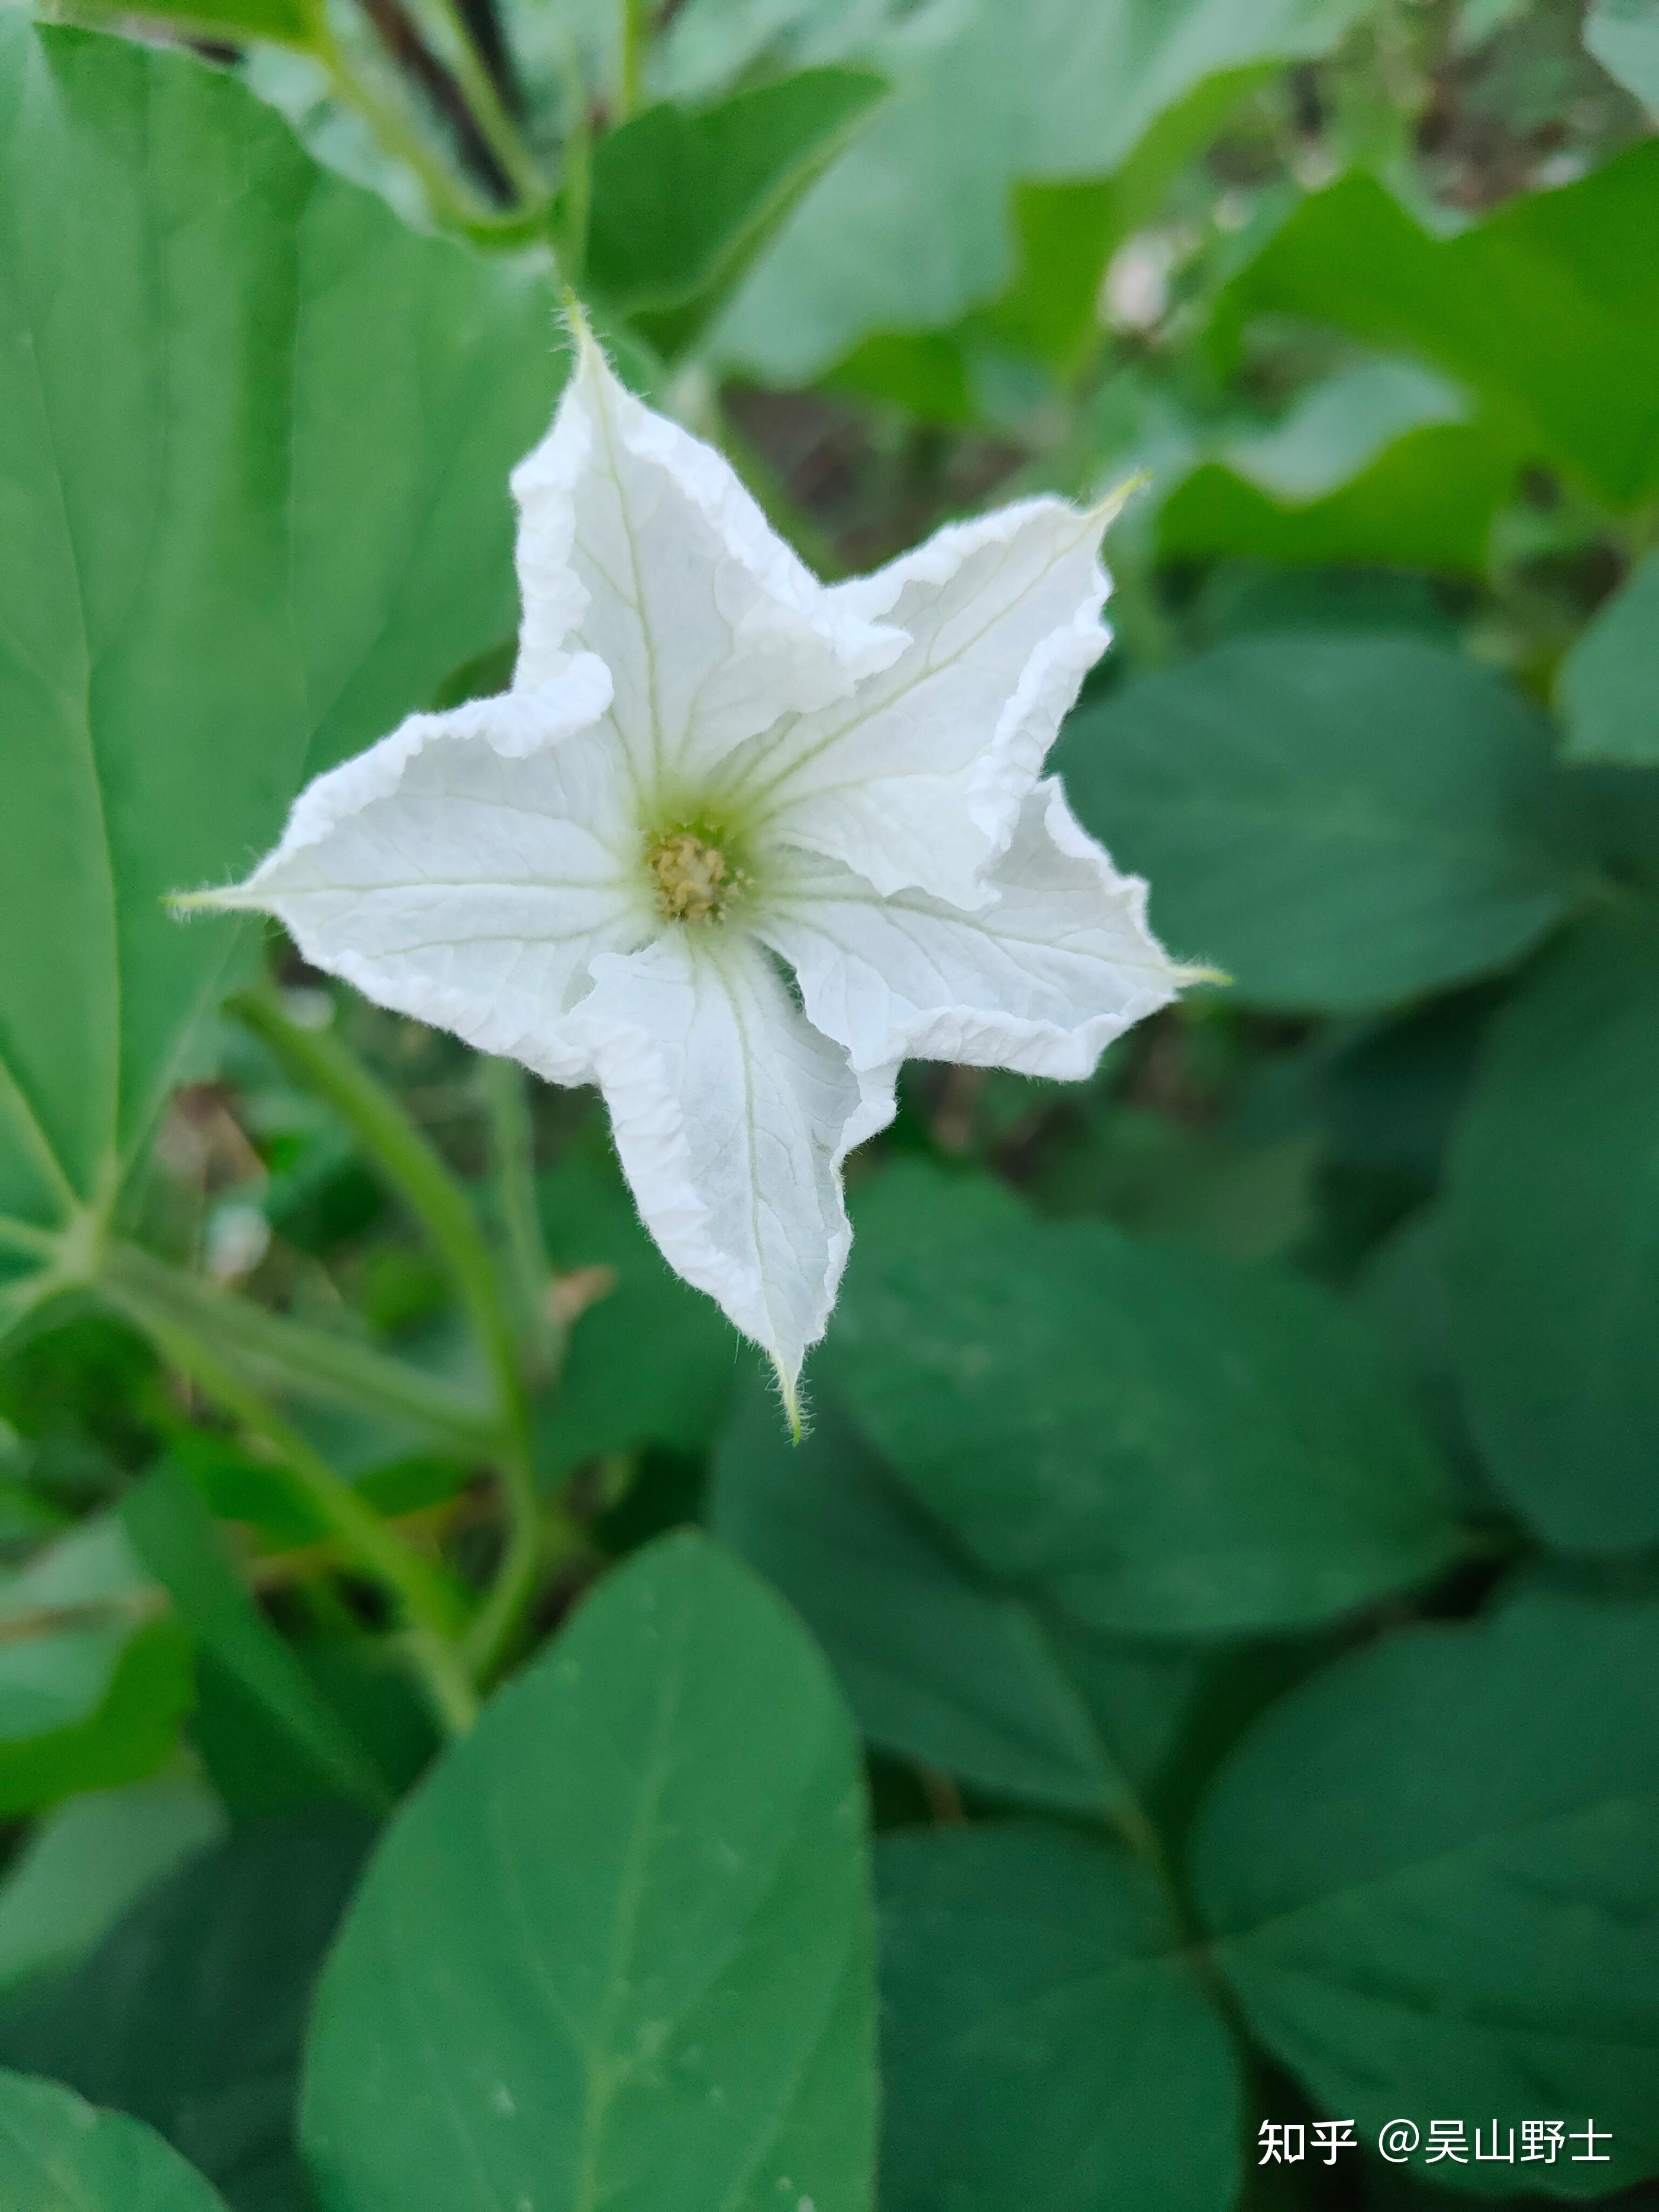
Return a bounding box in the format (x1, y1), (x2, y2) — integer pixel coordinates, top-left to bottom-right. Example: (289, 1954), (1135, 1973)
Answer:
(480, 1056), (560, 1384)
(618, 0), (651, 119)
(315, 26), (493, 230)
(104, 1279), (477, 1734)
(552, 31), (593, 286)
(102, 1242), (501, 1462)
(227, 989), (546, 1685)
(228, 989), (527, 1439)
(423, 0), (548, 208)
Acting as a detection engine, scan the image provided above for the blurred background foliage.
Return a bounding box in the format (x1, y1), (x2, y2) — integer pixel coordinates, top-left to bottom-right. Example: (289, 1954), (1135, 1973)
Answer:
(2, 0), (1658, 2206)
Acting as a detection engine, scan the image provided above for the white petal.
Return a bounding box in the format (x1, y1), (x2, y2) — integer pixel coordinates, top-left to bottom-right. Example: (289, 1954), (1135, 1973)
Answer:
(566, 930), (895, 1408)
(510, 323), (900, 803)
(250, 668), (614, 866)
(211, 691), (647, 1086)
(722, 498), (1111, 908)
(759, 780), (1183, 1079)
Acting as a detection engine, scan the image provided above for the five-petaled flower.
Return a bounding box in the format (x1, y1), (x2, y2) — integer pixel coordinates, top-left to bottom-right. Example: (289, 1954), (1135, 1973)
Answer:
(189, 320), (1190, 1421)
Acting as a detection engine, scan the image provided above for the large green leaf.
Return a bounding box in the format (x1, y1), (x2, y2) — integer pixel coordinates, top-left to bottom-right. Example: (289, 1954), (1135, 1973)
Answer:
(1054, 636), (1588, 1011)
(1557, 549), (1659, 765)
(1444, 916), (1659, 1550)
(826, 1165), (1463, 1637)
(1195, 1584), (1659, 2195)
(719, 0), (1371, 382)
(712, 1371), (1205, 1817)
(0, 2071), (228, 2212)
(0, 21), (558, 1283)
(302, 1533), (875, 2212)
(585, 67), (886, 353)
(0, 1810), (372, 2212)
(1216, 149), (1659, 507)
(879, 1825), (1239, 2212)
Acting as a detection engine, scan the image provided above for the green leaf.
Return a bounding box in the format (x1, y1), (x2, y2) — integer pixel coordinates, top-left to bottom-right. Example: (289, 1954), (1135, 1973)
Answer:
(960, 67), (1273, 381)
(1054, 636), (1588, 1011)
(0, 2071), (229, 2212)
(1444, 915), (1659, 1550)
(585, 68), (886, 353)
(719, 0), (1371, 382)
(0, 1809), (373, 2212)
(1159, 365), (1519, 573)
(1557, 549), (1659, 765)
(302, 1533), (876, 2212)
(713, 1371), (1205, 1817)
(879, 1825), (1239, 2212)
(1193, 563), (1459, 646)
(1026, 1106), (1320, 1264)
(1303, 983), (1503, 1187)
(1576, 762), (1659, 889)
(0, 21), (559, 1278)
(78, 0), (324, 54)
(1586, 0), (1659, 115)
(827, 1164), (1464, 1637)
(535, 1156), (741, 1470)
(121, 1465), (388, 1810)
(0, 1517), (192, 1814)
(0, 1776), (224, 1994)
(1194, 1584), (1659, 2194)
(0, 1623), (192, 1817)
(190, 1633), (438, 1819)
(1216, 150), (1659, 507)
(1211, 362), (1473, 502)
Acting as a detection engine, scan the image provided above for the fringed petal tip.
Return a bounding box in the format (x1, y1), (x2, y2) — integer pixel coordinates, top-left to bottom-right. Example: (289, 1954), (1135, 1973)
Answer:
(1087, 469), (1153, 529)
(166, 883), (260, 918)
(772, 1355), (806, 1444)
(1173, 960), (1233, 989)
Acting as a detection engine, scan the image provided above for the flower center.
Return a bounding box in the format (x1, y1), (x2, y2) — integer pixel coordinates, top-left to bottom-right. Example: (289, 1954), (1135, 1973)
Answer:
(645, 827), (743, 925)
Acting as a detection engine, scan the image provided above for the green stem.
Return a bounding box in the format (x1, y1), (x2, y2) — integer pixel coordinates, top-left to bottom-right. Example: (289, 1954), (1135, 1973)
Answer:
(461, 1449), (542, 1680)
(105, 1282), (477, 1734)
(423, 0), (548, 207)
(481, 1057), (560, 1382)
(103, 1243), (501, 1462)
(466, 1487), (585, 1682)
(316, 27), (493, 229)
(619, 0), (650, 119)
(554, 31), (593, 287)
(0, 1215), (59, 1262)
(228, 989), (527, 1440)
(228, 989), (544, 1685)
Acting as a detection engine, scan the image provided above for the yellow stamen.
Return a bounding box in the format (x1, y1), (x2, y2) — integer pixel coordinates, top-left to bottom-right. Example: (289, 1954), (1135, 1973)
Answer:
(647, 830), (741, 924)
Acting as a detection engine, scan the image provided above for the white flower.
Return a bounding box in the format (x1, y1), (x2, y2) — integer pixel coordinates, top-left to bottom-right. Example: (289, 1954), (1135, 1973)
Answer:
(192, 322), (1187, 1420)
